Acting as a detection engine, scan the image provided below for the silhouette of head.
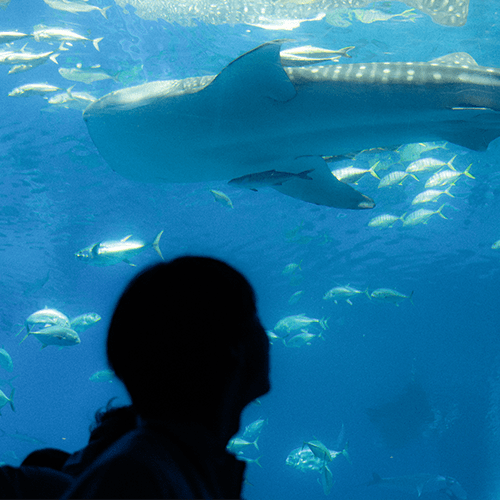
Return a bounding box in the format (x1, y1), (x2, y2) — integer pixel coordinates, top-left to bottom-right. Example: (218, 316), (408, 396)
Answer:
(107, 256), (270, 423)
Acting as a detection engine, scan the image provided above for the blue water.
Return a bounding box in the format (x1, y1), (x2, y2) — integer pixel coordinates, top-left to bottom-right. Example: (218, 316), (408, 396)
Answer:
(0, 0), (499, 498)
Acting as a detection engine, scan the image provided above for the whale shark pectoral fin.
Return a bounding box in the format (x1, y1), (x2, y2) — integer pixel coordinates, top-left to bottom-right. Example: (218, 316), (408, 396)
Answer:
(208, 40), (297, 103)
(272, 156), (376, 209)
(439, 110), (500, 151)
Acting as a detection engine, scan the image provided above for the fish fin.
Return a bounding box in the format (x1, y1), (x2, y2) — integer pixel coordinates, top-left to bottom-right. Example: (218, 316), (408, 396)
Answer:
(152, 230), (164, 260)
(123, 259), (136, 267)
(298, 168), (315, 180)
(93, 37), (103, 51)
(208, 40), (296, 103)
(346, 299), (353, 305)
(439, 113), (500, 150)
(9, 389), (14, 413)
(91, 243), (101, 257)
(272, 156), (375, 209)
(464, 163), (475, 178)
(429, 52), (478, 66)
(100, 6), (111, 19)
(121, 235), (133, 242)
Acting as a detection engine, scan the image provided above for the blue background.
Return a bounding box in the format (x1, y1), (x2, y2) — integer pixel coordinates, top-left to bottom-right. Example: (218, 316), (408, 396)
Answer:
(0, 0), (498, 498)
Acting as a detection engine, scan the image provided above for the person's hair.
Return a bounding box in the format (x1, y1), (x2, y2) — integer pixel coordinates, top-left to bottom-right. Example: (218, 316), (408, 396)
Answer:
(107, 256), (257, 418)
(21, 448), (71, 470)
(88, 398), (136, 442)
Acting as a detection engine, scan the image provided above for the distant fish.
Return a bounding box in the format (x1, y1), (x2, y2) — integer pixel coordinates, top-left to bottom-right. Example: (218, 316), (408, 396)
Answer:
(0, 32), (32, 44)
(0, 388), (14, 415)
(274, 314), (328, 334)
(323, 285), (369, 304)
(0, 348), (13, 372)
(368, 213), (406, 228)
(411, 186), (454, 205)
(209, 189), (233, 208)
(425, 164), (474, 188)
(21, 325), (81, 348)
(20, 307), (70, 336)
(492, 239), (500, 250)
(59, 66), (115, 84)
(403, 204), (448, 226)
(75, 231), (164, 266)
(229, 169), (314, 191)
(406, 155), (456, 173)
(89, 369), (115, 383)
(370, 288), (413, 305)
(70, 313), (101, 333)
(331, 162), (380, 184)
(8, 83), (61, 97)
(32, 26), (103, 51)
(368, 472), (467, 499)
(378, 171), (419, 188)
(288, 290), (304, 305)
(280, 45), (354, 66)
(43, 0), (111, 18)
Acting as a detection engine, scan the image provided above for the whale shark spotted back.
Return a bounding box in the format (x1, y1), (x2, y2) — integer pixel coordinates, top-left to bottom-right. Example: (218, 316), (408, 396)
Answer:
(83, 41), (500, 209)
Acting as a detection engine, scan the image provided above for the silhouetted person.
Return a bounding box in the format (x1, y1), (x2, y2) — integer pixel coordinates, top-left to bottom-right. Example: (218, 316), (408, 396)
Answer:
(62, 256), (270, 499)
(62, 401), (137, 477)
(0, 449), (71, 498)
(21, 448), (70, 470)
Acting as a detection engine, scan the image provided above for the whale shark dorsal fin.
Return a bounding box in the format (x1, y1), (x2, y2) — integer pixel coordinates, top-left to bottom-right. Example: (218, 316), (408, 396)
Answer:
(429, 52), (479, 67)
(208, 40), (297, 103)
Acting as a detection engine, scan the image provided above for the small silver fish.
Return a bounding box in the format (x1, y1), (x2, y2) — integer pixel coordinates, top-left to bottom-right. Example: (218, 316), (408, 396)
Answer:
(70, 313), (101, 333)
(370, 288), (413, 305)
(75, 231), (164, 266)
(21, 325), (81, 348)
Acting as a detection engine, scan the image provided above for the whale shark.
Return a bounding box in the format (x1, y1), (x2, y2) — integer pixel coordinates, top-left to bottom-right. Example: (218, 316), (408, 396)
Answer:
(368, 472), (467, 499)
(83, 41), (500, 209)
(112, 0), (469, 27)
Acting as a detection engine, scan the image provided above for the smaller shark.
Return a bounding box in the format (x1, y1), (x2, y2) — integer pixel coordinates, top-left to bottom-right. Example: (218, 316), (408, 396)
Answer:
(368, 472), (467, 499)
(229, 169), (314, 191)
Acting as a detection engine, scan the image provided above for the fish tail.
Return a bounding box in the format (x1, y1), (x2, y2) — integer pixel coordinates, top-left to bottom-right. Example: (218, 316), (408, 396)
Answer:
(319, 317), (329, 330)
(364, 287), (371, 299)
(409, 174), (419, 181)
(444, 186), (454, 197)
(339, 46), (354, 58)
(93, 37), (103, 52)
(409, 290), (414, 305)
(342, 441), (352, 464)
(254, 456), (263, 468)
(152, 230), (164, 260)
(50, 53), (59, 65)
(19, 333), (30, 345)
(436, 204), (448, 219)
(368, 161), (380, 179)
(253, 437), (259, 451)
(100, 6), (111, 19)
(447, 155), (457, 171)
(464, 163), (475, 179)
(9, 388), (15, 413)
(58, 41), (69, 52)
(399, 212), (407, 222)
(298, 169), (314, 180)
